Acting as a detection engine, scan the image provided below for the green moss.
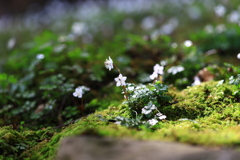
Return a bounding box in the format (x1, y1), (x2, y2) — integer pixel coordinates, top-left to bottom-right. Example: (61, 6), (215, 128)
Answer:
(164, 81), (239, 120)
(3, 81), (240, 159)
(0, 126), (54, 159)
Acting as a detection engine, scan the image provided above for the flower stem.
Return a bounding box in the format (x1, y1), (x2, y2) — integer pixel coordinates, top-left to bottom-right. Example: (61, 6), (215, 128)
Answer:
(113, 63), (128, 100)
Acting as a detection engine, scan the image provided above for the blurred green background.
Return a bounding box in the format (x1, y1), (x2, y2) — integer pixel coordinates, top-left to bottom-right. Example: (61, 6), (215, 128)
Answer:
(0, 0), (240, 129)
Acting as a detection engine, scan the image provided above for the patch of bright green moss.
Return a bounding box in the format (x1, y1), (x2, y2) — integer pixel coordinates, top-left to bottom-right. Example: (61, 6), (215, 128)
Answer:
(0, 126), (54, 160)
(164, 81), (239, 120)
(9, 81), (240, 159)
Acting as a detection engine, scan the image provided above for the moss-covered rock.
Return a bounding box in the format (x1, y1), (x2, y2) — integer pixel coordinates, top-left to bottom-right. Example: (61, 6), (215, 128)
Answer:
(2, 81), (240, 159)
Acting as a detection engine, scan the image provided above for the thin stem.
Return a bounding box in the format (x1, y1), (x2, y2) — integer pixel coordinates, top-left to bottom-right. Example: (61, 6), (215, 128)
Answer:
(123, 85), (129, 100)
(113, 64), (121, 74)
(113, 63), (129, 100)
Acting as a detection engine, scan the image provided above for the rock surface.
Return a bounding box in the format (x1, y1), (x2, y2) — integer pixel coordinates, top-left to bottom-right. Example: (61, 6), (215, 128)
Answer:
(57, 136), (240, 160)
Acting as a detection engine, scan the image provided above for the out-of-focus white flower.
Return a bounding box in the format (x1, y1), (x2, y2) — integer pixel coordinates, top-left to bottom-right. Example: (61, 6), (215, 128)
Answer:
(184, 40), (193, 47)
(216, 24), (226, 33)
(227, 11), (240, 23)
(73, 86), (90, 98)
(7, 38), (16, 49)
(148, 119), (158, 125)
(72, 22), (87, 36)
(150, 64), (164, 80)
(237, 53), (240, 59)
(150, 72), (158, 80)
(167, 66), (184, 75)
(171, 43), (178, 48)
(153, 64), (164, 75)
(192, 76), (201, 86)
(36, 54), (45, 60)
(73, 87), (83, 98)
(115, 74), (127, 86)
(214, 5), (226, 17)
(104, 56), (114, 71)
(141, 16), (156, 30)
(217, 80), (224, 87)
(205, 25), (214, 33)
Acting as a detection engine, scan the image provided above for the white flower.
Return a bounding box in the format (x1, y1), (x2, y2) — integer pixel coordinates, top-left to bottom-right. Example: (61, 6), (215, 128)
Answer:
(237, 53), (240, 59)
(104, 56), (114, 71)
(72, 22), (87, 36)
(148, 119), (158, 126)
(184, 40), (193, 47)
(150, 64), (164, 80)
(115, 74), (127, 86)
(153, 64), (164, 75)
(73, 86), (90, 98)
(214, 5), (226, 17)
(167, 66), (184, 75)
(191, 76), (201, 86)
(36, 54), (45, 60)
(150, 72), (158, 80)
(73, 87), (83, 98)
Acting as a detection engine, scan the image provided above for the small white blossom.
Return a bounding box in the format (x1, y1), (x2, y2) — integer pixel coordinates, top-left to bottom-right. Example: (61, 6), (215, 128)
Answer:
(73, 88), (83, 98)
(72, 22), (87, 36)
(217, 80), (224, 87)
(73, 86), (90, 98)
(150, 64), (164, 80)
(115, 74), (127, 86)
(148, 119), (158, 125)
(214, 5), (226, 17)
(150, 72), (158, 80)
(184, 40), (193, 47)
(36, 54), (45, 60)
(104, 56), (114, 71)
(153, 64), (164, 75)
(167, 66), (184, 75)
(7, 38), (16, 49)
(237, 53), (240, 59)
(192, 76), (201, 86)
(227, 11), (240, 23)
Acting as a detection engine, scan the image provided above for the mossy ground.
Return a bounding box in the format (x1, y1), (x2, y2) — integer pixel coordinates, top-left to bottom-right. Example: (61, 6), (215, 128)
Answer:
(1, 81), (240, 159)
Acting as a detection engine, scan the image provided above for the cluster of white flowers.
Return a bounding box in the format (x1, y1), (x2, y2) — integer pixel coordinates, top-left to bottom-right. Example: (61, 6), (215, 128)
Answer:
(127, 84), (149, 99)
(150, 64), (164, 80)
(73, 86), (90, 98)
